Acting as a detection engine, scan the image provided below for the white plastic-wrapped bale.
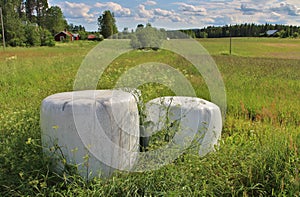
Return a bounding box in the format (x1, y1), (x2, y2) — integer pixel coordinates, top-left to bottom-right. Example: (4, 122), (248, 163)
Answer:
(145, 96), (222, 156)
(40, 90), (139, 179)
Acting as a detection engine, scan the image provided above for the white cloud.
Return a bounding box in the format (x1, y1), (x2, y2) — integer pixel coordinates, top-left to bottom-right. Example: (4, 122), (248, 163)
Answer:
(141, 1), (300, 28)
(271, 11), (281, 17)
(237, 1), (300, 16)
(136, 4), (183, 23)
(144, 1), (157, 6)
(175, 2), (207, 16)
(270, 2), (300, 16)
(95, 2), (131, 17)
(137, 4), (154, 18)
(210, 15), (234, 26)
(153, 8), (183, 22)
(57, 0), (300, 31)
(61, 1), (95, 23)
(153, 8), (174, 17)
(240, 3), (259, 15)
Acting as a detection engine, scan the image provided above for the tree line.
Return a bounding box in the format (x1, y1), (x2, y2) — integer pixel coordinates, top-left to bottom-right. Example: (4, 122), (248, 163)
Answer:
(2, 2), (300, 48)
(179, 23), (300, 38)
(0, 1), (119, 47)
(0, 0), (70, 46)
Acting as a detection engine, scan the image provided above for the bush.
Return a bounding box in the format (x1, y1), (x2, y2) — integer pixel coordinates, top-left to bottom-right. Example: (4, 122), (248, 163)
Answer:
(8, 38), (26, 47)
(130, 24), (166, 50)
(98, 34), (104, 41)
(77, 30), (88, 40)
(292, 32), (299, 38)
(25, 25), (41, 47)
(40, 29), (55, 47)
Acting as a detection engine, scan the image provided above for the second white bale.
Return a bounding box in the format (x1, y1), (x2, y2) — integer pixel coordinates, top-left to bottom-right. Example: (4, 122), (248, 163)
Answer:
(145, 96), (222, 156)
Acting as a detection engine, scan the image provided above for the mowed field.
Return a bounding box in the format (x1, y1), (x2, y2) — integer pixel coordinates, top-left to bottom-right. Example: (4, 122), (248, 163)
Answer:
(0, 38), (299, 196)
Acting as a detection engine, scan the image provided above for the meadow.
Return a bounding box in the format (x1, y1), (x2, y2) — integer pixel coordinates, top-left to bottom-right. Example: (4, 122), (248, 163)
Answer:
(0, 38), (299, 196)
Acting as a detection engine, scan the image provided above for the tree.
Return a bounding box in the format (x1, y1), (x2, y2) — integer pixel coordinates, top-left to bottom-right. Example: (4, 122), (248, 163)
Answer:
(137, 24), (144, 29)
(98, 10), (118, 38)
(25, 0), (36, 23)
(68, 23), (85, 32)
(130, 24), (166, 50)
(292, 32), (299, 38)
(40, 28), (55, 46)
(36, 0), (48, 27)
(2, 0), (26, 46)
(0, 0), (69, 46)
(25, 24), (41, 46)
(45, 6), (67, 35)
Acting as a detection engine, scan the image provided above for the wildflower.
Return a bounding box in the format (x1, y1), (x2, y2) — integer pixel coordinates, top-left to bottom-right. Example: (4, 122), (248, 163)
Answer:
(26, 138), (32, 145)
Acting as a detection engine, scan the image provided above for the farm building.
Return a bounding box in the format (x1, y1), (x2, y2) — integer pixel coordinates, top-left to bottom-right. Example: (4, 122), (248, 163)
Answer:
(72, 33), (80, 40)
(87, 34), (97, 40)
(266, 30), (278, 36)
(54, 31), (80, 41)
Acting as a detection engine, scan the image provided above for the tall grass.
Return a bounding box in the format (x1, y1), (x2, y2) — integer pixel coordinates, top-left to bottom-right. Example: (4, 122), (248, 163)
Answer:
(0, 39), (299, 196)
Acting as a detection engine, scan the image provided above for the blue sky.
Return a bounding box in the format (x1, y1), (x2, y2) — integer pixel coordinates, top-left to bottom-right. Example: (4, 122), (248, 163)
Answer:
(49, 0), (300, 31)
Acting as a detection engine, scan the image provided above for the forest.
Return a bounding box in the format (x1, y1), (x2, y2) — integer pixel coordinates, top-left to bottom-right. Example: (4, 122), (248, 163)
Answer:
(0, 0), (68, 46)
(179, 23), (300, 38)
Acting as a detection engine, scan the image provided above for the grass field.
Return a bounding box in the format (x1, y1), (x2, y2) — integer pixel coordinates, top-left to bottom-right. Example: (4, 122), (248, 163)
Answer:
(0, 38), (299, 196)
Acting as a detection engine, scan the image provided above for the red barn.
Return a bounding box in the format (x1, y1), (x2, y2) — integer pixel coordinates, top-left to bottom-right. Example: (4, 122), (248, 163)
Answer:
(54, 31), (75, 42)
(87, 34), (97, 40)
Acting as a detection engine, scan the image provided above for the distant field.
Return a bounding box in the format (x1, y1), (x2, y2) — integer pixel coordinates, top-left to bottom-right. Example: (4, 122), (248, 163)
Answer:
(199, 37), (300, 59)
(0, 38), (299, 196)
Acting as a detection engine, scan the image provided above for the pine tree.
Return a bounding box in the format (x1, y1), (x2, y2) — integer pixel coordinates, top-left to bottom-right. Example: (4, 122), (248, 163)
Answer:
(1, 0), (26, 46)
(45, 6), (67, 35)
(36, 0), (48, 27)
(98, 10), (118, 38)
(25, 0), (36, 22)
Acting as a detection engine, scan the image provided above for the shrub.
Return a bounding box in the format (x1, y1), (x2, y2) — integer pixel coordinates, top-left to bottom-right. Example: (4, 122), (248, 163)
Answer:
(292, 32), (299, 38)
(40, 29), (55, 47)
(130, 24), (166, 50)
(8, 38), (26, 47)
(25, 25), (41, 47)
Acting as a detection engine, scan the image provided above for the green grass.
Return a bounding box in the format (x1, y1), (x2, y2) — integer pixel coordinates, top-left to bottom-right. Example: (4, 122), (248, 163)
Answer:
(199, 37), (300, 59)
(0, 39), (299, 196)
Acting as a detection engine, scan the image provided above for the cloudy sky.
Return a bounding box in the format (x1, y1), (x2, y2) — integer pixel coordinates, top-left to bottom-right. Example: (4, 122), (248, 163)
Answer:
(49, 0), (300, 31)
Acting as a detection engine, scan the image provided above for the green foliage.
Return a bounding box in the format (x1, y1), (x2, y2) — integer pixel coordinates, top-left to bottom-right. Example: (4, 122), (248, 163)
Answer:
(68, 23), (85, 32)
(0, 39), (299, 196)
(2, 1), (26, 46)
(45, 6), (68, 35)
(25, 0), (49, 27)
(180, 23), (300, 38)
(292, 32), (299, 38)
(8, 37), (26, 47)
(1, 1), (66, 47)
(35, 0), (49, 27)
(276, 30), (289, 38)
(25, 0), (37, 22)
(76, 30), (86, 40)
(199, 31), (208, 38)
(130, 24), (166, 50)
(40, 28), (55, 46)
(98, 10), (118, 38)
(25, 25), (41, 46)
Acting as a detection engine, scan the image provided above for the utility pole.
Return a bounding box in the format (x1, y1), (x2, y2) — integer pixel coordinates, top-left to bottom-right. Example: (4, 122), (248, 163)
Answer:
(229, 25), (232, 55)
(0, 7), (5, 50)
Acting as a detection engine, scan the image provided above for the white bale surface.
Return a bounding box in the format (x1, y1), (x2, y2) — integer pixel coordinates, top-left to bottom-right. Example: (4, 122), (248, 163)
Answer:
(40, 90), (139, 179)
(145, 96), (222, 156)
